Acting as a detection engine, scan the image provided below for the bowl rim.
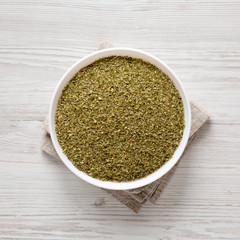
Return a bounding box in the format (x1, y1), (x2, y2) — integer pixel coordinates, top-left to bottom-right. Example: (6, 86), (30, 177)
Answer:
(49, 47), (191, 190)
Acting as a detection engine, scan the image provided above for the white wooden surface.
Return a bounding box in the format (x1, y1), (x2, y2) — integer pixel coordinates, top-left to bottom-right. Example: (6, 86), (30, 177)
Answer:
(0, 0), (240, 239)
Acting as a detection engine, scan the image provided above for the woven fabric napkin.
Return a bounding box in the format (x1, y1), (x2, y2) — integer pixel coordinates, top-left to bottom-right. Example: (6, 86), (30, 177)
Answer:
(41, 41), (210, 213)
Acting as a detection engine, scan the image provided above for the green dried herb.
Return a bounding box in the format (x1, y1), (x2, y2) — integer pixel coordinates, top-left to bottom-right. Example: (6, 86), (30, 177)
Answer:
(55, 56), (185, 182)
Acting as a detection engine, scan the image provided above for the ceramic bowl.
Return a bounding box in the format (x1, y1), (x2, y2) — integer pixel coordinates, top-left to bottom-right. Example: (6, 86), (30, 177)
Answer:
(49, 48), (191, 190)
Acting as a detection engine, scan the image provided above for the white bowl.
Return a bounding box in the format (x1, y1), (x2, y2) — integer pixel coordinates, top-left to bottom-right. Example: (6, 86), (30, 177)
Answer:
(49, 48), (191, 190)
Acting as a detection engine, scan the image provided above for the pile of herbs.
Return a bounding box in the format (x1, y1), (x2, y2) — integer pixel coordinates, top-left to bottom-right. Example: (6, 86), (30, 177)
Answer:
(55, 56), (185, 182)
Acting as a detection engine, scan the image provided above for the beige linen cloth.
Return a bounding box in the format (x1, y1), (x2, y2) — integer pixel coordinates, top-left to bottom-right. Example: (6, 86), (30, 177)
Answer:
(41, 41), (210, 213)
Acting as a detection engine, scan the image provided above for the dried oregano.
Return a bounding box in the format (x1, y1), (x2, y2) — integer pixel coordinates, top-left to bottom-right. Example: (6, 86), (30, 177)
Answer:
(55, 56), (185, 182)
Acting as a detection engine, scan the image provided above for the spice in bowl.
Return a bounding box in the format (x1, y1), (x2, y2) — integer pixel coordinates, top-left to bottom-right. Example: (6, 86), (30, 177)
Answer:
(55, 56), (185, 182)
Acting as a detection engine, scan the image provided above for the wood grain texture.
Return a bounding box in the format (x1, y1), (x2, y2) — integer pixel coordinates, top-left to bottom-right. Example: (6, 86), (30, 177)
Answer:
(0, 0), (240, 239)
